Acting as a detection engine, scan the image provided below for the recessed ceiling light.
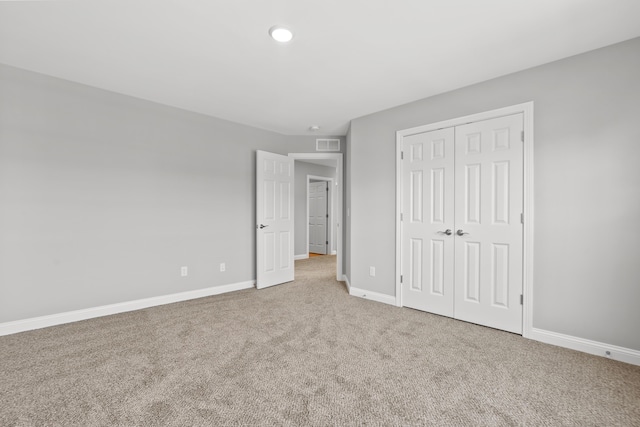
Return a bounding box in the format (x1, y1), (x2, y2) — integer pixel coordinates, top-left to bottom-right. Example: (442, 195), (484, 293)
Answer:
(309, 125), (320, 131)
(269, 26), (293, 43)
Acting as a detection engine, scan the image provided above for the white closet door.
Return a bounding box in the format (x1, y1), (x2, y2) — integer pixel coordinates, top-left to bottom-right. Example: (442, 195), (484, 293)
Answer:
(401, 128), (455, 317)
(454, 114), (524, 333)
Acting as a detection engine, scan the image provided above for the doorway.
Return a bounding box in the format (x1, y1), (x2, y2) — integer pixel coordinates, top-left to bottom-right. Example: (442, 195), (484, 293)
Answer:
(290, 153), (344, 282)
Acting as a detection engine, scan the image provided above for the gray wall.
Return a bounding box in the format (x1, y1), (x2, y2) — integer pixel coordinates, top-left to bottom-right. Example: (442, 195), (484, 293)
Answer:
(0, 63), (344, 323)
(348, 37), (640, 350)
(345, 126), (352, 284)
(293, 161), (337, 257)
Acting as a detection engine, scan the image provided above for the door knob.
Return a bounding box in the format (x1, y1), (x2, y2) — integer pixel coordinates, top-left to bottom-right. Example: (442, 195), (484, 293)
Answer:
(437, 229), (452, 235)
(258, 224), (269, 229)
(456, 229), (469, 236)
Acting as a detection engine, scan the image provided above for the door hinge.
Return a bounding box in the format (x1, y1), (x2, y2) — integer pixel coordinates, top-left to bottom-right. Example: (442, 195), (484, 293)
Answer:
(326, 241), (328, 245)
(326, 214), (329, 218)
(400, 275), (403, 283)
(520, 294), (523, 305)
(401, 151), (404, 160)
(521, 130), (524, 142)
(400, 213), (403, 221)
(520, 213), (524, 224)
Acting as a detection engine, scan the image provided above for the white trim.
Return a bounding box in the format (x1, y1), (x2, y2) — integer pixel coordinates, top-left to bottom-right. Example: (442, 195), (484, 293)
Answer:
(307, 175), (334, 256)
(521, 103), (535, 339)
(395, 102), (535, 333)
(289, 153), (343, 281)
(343, 275), (351, 292)
(294, 254), (309, 260)
(0, 281), (255, 336)
(395, 121), (404, 308)
(349, 286), (396, 306)
(529, 328), (640, 366)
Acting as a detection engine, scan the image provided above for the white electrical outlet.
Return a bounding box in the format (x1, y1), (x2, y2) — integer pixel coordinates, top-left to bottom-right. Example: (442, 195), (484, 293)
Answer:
(369, 266), (375, 277)
(181, 266), (188, 277)
(220, 263), (226, 272)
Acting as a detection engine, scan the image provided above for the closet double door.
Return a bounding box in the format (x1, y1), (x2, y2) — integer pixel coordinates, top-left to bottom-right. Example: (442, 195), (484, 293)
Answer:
(400, 114), (523, 334)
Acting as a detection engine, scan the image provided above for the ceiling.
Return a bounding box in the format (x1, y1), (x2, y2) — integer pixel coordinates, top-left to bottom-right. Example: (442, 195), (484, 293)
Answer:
(1, 1), (639, 136)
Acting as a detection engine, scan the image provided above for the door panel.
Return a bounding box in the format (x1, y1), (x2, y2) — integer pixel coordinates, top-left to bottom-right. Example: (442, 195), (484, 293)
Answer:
(401, 128), (455, 317)
(463, 241), (481, 302)
(465, 163), (481, 224)
(454, 113), (523, 333)
(256, 151), (294, 289)
(430, 239), (444, 295)
(409, 238), (423, 291)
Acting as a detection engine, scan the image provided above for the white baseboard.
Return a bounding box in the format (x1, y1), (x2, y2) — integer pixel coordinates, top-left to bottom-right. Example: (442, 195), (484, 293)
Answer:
(528, 327), (640, 366)
(349, 286), (396, 306)
(294, 254), (309, 260)
(331, 250), (337, 255)
(343, 275), (351, 292)
(0, 280), (255, 337)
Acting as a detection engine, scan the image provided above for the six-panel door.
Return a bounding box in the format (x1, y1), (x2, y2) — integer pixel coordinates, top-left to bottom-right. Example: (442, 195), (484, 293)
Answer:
(453, 114), (523, 333)
(401, 127), (455, 317)
(308, 181), (328, 255)
(256, 150), (294, 289)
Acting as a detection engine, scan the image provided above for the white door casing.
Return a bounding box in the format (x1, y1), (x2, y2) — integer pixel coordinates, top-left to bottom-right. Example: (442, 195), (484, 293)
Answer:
(397, 105), (531, 335)
(308, 181), (328, 255)
(454, 114), (524, 334)
(401, 127), (455, 317)
(256, 150), (294, 289)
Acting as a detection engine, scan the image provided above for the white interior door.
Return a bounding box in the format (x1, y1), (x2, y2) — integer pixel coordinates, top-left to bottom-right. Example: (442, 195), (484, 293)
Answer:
(400, 113), (524, 334)
(308, 181), (328, 255)
(401, 128), (455, 317)
(454, 114), (523, 333)
(256, 150), (294, 289)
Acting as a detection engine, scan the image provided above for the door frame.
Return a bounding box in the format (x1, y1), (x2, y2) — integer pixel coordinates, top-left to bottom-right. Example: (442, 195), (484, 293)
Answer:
(307, 176), (334, 256)
(395, 102), (534, 338)
(289, 153), (343, 282)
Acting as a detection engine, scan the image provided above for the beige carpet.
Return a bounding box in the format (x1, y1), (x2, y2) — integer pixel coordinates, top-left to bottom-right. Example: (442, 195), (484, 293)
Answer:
(1, 255), (639, 426)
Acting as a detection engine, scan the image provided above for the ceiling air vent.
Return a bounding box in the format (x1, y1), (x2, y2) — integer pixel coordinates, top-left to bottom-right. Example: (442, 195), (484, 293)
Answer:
(316, 139), (340, 152)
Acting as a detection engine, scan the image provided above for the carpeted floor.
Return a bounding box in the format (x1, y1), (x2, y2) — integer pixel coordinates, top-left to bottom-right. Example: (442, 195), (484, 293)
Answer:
(1, 255), (639, 426)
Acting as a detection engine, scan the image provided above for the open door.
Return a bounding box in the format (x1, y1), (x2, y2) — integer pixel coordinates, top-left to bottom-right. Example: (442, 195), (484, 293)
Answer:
(256, 150), (294, 289)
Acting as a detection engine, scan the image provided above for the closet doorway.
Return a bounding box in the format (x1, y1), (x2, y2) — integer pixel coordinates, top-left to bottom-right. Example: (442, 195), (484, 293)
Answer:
(396, 103), (534, 335)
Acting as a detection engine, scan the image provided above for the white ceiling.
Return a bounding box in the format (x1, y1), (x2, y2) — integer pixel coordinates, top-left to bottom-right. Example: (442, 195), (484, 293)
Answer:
(1, 1), (639, 136)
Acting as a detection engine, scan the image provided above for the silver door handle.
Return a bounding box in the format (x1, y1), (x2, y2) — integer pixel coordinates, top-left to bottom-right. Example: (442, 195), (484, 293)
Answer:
(258, 224), (268, 229)
(437, 229), (452, 236)
(456, 229), (469, 236)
